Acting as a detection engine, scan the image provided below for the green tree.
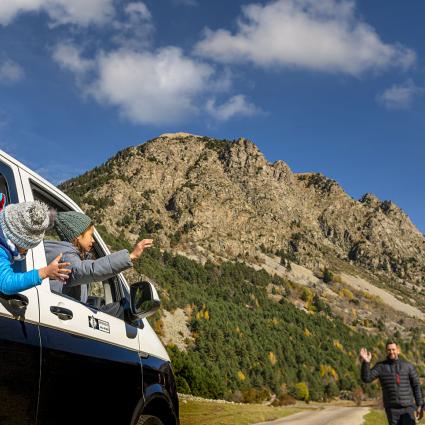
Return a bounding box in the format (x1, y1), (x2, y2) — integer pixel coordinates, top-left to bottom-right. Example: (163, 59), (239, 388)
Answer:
(323, 267), (334, 283)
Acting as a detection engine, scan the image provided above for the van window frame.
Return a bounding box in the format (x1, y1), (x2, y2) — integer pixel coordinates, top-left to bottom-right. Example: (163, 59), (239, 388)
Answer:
(29, 178), (125, 307)
(0, 160), (28, 273)
(0, 160), (19, 204)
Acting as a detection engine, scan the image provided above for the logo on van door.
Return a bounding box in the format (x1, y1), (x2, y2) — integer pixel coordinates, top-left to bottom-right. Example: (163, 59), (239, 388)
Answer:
(88, 316), (110, 333)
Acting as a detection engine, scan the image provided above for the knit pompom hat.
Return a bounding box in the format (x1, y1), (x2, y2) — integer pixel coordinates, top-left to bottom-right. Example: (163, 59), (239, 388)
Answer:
(54, 211), (92, 242)
(0, 201), (50, 249)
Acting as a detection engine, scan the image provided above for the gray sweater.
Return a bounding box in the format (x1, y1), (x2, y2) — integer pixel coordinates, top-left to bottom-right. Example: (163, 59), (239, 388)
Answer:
(44, 240), (133, 303)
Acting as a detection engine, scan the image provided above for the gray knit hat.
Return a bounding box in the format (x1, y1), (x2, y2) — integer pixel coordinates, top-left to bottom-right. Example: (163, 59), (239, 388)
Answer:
(55, 211), (92, 242)
(0, 201), (50, 249)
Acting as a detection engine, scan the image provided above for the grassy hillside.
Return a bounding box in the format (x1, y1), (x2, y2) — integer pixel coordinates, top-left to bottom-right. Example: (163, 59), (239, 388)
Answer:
(98, 226), (393, 402)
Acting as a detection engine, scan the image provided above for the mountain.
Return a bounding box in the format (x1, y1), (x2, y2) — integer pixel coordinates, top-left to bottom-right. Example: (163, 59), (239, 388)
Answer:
(61, 132), (424, 286)
(59, 133), (425, 401)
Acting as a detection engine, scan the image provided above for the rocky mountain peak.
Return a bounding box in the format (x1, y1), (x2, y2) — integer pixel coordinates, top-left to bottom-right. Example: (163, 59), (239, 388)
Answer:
(159, 132), (202, 139)
(360, 192), (381, 207)
(60, 134), (425, 287)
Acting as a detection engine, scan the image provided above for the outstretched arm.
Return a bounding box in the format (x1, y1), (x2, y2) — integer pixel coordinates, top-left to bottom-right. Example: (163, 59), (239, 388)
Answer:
(64, 250), (133, 287)
(61, 239), (153, 288)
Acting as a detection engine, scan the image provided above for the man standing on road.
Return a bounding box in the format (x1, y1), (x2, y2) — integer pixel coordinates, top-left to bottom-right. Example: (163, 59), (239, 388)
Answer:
(360, 341), (424, 425)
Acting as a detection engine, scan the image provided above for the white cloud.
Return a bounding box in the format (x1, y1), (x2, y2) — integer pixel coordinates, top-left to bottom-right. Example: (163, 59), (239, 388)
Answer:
(377, 79), (424, 110)
(195, 0), (416, 75)
(125, 2), (151, 20)
(52, 43), (94, 73)
(112, 2), (153, 49)
(0, 0), (43, 25)
(90, 47), (215, 124)
(53, 43), (255, 124)
(0, 60), (25, 84)
(0, 0), (114, 26)
(52, 43), (257, 125)
(206, 95), (259, 121)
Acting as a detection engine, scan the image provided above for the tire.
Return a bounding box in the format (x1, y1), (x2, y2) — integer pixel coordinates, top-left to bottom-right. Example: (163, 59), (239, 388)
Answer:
(136, 415), (164, 425)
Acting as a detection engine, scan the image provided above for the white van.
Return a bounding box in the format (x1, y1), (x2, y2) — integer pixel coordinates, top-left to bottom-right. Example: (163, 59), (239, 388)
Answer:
(0, 150), (179, 425)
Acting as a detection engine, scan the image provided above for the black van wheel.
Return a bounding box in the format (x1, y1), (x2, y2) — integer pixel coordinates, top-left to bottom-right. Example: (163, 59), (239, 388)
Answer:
(136, 415), (164, 425)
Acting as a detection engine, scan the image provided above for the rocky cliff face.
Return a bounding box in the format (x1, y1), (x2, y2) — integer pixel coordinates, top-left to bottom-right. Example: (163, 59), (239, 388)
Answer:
(61, 133), (425, 287)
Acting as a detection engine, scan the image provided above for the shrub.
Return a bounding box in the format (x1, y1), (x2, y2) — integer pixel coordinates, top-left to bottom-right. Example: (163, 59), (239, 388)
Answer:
(242, 388), (270, 404)
(231, 390), (244, 403)
(301, 288), (314, 304)
(324, 382), (339, 399)
(323, 267), (334, 284)
(176, 376), (191, 394)
(352, 387), (364, 406)
(291, 382), (309, 402)
(271, 393), (296, 406)
(339, 288), (354, 301)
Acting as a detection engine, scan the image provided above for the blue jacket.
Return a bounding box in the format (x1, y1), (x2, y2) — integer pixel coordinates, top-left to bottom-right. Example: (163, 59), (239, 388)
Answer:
(0, 228), (41, 295)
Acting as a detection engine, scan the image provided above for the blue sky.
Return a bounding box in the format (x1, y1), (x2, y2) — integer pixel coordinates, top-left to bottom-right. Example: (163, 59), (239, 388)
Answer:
(0, 0), (424, 233)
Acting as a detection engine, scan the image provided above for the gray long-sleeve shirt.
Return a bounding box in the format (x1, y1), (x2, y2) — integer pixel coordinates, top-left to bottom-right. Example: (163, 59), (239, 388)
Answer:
(44, 240), (133, 303)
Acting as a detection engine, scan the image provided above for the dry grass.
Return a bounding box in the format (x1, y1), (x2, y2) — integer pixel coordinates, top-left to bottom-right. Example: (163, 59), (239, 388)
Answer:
(179, 399), (304, 425)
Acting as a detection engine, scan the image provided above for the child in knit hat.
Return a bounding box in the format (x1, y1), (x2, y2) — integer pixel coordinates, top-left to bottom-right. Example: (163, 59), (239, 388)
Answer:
(0, 200), (71, 295)
(44, 211), (153, 315)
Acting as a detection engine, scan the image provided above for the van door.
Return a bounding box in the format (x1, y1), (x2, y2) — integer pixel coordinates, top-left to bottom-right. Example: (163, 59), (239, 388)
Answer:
(0, 155), (41, 425)
(20, 172), (143, 425)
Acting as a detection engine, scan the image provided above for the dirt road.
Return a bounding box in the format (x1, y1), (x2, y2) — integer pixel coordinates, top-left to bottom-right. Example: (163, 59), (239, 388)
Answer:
(254, 406), (370, 425)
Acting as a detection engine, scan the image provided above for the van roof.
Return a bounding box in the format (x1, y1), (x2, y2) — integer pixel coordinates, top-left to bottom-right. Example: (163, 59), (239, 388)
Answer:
(0, 148), (118, 261)
(0, 148), (80, 211)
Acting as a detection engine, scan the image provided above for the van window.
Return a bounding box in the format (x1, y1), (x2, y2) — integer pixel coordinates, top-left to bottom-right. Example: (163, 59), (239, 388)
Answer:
(0, 164), (26, 272)
(0, 174), (10, 204)
(0, 160), (19, 204)
(30, 181), (123, 313)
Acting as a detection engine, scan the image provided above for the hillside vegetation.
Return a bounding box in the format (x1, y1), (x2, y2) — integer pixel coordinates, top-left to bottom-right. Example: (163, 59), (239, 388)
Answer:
(98, 226), (425, 402)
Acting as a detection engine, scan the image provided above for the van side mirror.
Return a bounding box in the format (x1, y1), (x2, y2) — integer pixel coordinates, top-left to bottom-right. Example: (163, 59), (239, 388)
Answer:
(129, 280), (160, 320)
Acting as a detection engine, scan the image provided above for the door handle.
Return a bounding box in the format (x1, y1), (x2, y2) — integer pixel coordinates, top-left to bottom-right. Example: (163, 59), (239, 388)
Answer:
(50, 306), (73, 320)
(0, 293), (29, 308)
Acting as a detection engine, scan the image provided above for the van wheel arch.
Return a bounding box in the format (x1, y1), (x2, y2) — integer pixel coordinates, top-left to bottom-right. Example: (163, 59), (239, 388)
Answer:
(132, 395), (177, 425)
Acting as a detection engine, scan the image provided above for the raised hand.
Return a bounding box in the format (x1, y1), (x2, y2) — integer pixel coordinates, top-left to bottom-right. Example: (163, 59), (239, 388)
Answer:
(39, 253), (71, 282)
(359, 347), (372, 363)
(130, 239), (153, 261)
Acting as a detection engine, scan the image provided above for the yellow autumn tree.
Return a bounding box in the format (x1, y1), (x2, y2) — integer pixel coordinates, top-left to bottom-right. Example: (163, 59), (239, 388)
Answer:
(293, 382), (309, 402)
(320, 364), (339, 382)
(333, 340), (344, 352)
(268, 351), (277, 366)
